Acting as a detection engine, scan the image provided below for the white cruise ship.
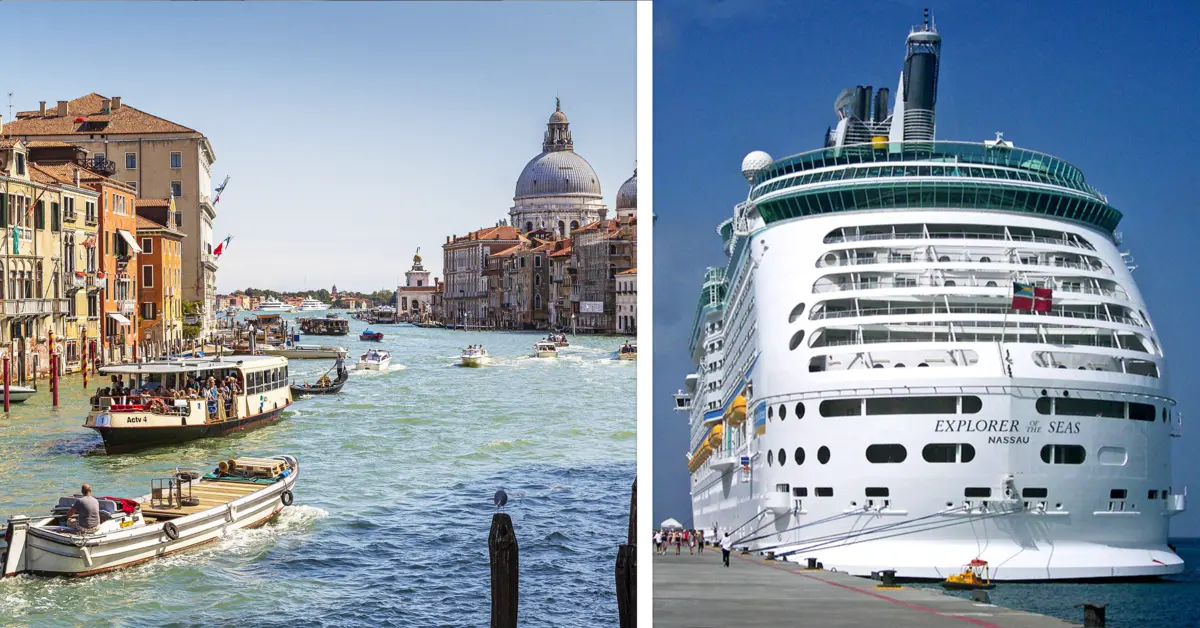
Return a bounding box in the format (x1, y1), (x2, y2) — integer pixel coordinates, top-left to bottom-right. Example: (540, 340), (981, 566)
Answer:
(676, 14), (1186, 581)
(255, 297), (294, 313)
(297, 298), (330, 312)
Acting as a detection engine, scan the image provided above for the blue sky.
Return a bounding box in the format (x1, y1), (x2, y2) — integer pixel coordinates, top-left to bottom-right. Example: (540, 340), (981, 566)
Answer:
(653, 0), (1200, 535)
(0, 2), (635, 293)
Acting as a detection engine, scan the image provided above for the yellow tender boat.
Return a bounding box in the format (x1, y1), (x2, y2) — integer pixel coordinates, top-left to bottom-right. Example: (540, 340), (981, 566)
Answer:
(941, 559), (995, 590)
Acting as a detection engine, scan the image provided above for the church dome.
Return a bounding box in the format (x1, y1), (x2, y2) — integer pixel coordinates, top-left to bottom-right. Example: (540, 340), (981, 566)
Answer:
(514, 150), (602, 199)
(616, 170), (637, 210)
(549, 109), (568, 124)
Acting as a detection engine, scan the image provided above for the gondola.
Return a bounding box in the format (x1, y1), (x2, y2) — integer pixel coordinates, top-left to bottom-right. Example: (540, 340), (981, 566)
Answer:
(289, 370), (349, 396)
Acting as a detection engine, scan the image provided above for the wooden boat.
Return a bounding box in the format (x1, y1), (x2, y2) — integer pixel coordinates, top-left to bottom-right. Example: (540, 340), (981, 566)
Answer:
(258, 344), (348, 359)
(83, 356), (293, 454)
(617, 343), (637, 361)
(356, 350), (391, 371)
(941, 559), (996, 590)
(359, 329), (384, 342)
(3, 385), (36, 403)
(1, 455), (298, 578)
(533, 341), (558, 358)
(460, 348), (490, 367)
(290, 370), (348, 395)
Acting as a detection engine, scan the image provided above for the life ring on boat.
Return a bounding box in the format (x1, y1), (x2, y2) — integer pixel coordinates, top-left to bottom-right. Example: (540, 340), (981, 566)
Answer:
(148, 398), (167, 414)
(280, 489), (294, 506)
(163, 521), (180, 540)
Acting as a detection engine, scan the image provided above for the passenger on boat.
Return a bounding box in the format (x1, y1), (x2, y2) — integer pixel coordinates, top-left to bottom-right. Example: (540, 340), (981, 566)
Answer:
(67, 484), (101, 533)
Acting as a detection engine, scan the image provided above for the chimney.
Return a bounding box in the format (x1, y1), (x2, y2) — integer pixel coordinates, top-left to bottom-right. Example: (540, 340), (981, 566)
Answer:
(446, 236), (451, 244)
(101, 98), (112, 113)
(73, 168), (80, 186)
(39, 101), (46, 116)
(112, 96), (122, 111)
(57, 101), (68, 117)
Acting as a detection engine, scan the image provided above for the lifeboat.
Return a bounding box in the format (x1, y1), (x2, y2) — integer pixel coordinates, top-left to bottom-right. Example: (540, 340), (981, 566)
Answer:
(708, 424), (724, 449)
(725, 395), (747, 426)
(688, 438), (713, 472)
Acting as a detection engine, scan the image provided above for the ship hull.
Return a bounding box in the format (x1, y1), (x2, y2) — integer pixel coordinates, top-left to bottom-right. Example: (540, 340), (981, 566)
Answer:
(92, 405), (289, 454)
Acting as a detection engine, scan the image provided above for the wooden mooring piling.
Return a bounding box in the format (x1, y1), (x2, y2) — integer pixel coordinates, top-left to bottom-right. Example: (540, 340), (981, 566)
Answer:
(489, 479), (636, 627)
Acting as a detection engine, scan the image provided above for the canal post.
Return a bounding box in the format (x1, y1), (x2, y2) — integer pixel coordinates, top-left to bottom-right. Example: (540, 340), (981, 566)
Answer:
(616, 479), (636, 627)
(3, 353), (9, 412)
(489, 513), (518, 628)
(49, 331), (57, 407)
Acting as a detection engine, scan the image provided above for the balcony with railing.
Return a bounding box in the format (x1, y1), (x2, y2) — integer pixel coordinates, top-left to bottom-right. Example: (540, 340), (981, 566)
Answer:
(120, 300), (136, 315)
(75, 154), (117, 177)
(2, 299), (67, 316)
(9, 226), (33, 245)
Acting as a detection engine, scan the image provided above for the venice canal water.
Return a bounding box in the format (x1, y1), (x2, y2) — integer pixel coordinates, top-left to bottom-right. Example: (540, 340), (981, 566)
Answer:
(0, 315), (635, 626)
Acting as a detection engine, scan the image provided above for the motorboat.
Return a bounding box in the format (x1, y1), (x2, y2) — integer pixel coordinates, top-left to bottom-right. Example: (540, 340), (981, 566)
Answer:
(549, 333), (569, 347)
(225, 305), (242, 316)
(617, 343), (637, 361)
(1, 455), (298, 578)
(460, 347), (491, 367)
(941, 560), (996, 591)
(533, 342), (558, 358)
(360, 329), (384, 342)
(3, 385), (36, 403)
(254, 298), (294, 313)
(290, 369), (349, 396)
(83, 356), (293, 454)
(258, 344), (348, 359)
(299, 316), (349, 336)
(296, 298), (329, 312)
(356, 350), (391, 370)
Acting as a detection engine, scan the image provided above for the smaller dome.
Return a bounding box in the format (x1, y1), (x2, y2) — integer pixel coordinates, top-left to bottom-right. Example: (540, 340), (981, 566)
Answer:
(616, 170), (637, 210)
(741, 151), (773, 182)
(549, 110), (568, 124)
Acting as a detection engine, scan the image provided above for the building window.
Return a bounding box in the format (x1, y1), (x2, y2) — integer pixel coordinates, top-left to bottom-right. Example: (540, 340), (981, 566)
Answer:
(170, 181), (182, 198)
(170, 152), (182, 168)
(15, 153), (25, 176)
(142, 265), (153, 288)
(142, 302), (156, 319)
(127, 181), (137, 190)
(125, 153), (137, 169)
(534, 256), (541, 268)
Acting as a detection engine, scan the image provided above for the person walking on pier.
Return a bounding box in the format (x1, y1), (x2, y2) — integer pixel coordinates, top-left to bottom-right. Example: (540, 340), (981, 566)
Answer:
(720, 532), (733, 567)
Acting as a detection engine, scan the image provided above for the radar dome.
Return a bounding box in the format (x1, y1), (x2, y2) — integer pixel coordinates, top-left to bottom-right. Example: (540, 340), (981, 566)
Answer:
(741, 151), (773, 182)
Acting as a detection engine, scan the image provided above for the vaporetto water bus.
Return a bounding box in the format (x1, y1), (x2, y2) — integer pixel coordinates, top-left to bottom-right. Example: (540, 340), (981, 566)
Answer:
(85, 356), (294, 454)
(675, 13), (1186, 581)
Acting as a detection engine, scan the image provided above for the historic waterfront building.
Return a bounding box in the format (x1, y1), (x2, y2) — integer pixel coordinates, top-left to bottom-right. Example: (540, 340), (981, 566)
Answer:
(4, 94), (219, 333)
(570, 215), (636, 333)
(135, 197), (185, 350)
(510, 100), (607, 236)
(615, 169), (637, 219)
(616, 268), (637, 334)
(442, 224), (523, 328)
(396, 249), (439, 320)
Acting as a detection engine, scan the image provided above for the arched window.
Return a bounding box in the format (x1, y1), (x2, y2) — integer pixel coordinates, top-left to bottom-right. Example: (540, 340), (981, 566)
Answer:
(558, 220), (565, 236)
(525, 221), (533, 232)
(570, 220), (579, 230)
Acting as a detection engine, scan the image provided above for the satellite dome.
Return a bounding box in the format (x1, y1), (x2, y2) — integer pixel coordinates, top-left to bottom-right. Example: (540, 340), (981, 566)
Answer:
(741, 151), (773, 182)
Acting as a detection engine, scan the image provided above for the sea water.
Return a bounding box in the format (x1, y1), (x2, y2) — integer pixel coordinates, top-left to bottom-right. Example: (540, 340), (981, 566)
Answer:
(0, 318), (635, 627)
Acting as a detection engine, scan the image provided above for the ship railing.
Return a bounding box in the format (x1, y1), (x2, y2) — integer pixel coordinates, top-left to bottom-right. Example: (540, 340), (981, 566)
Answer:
(812, 304), (1142, 326)
(814, 276), (1123, 295)
(814, 333), (1132, 349)
(825, 231), (1094, 249)
(91, 394), (192, 416)
(820, 256), (1106, 272)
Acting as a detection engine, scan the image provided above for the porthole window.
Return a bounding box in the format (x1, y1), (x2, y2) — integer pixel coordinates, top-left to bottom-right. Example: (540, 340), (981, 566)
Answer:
(794, 402), (805, 419)
(980, 256), (992, 263)
(961, 396), (983, 414)
(823, 253), (838, 266)
(895, 363), (906, 368)
(788, 303), (807, 322)
(918, 363), (929, 367)
(944, 280), (956, 287)
(768, 449), (774, 466)
(779, 404), (787, 420)
(938, 255), (951, 262)
(985, 281), (998, 287)
(818, 446), (831, 464)
(872, 364), (884, 369)
(1163, 407), (1168, 423)
(1036, 397), (1053, 415)
(794, 447), (805, 465)
(1040, 444), (1086, 465)
(789, 330), (805, 350)
(778, 448), (787, 466)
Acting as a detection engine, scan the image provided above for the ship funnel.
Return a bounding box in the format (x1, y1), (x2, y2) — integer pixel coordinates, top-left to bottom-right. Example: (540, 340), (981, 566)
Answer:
(899, 8), (941, 142)
(873, 87), (889, 122)
(853, 85), (868, 121)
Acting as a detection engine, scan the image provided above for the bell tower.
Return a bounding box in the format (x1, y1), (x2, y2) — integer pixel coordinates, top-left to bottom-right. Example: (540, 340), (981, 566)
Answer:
(542, 98), (573, 152)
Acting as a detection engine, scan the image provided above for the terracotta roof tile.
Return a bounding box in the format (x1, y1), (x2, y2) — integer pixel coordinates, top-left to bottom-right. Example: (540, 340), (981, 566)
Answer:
(134, 197), (171, 208)
(135, 215), (164, 230)
(5, 93), (197, 136)
(0, 139), (21, 149)
(617, 267), (638, 275)
(488, 243), (525, 258)
(25, 140), (75, 148)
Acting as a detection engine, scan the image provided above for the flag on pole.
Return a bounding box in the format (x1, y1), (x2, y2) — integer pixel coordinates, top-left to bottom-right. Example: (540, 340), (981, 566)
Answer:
(1012, 282), (1052, 312)
(213, 235), (232, 258)
(213, 176), (231, 204)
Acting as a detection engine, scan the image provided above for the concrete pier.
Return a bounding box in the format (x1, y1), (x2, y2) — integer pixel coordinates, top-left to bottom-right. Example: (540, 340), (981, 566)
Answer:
(654, 551), (1077, 627)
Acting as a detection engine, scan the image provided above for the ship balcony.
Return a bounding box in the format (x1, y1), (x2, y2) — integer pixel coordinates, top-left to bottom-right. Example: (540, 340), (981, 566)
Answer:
(762, 491), (792, 515)
(1167, 490), (1186, 515)
(710, 452), (739, 472)
(810, 301), (1144, 327)
(824, 226), (1098, 251)
(673, 391), (693, 411)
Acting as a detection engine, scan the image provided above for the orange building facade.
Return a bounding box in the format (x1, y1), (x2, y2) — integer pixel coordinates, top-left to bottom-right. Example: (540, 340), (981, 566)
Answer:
(135, 198), (184, 351)
(82, 173), (139, 361)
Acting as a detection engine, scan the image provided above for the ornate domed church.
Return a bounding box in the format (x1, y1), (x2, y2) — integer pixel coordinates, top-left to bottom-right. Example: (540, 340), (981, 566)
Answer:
(510, 99), (607, 236)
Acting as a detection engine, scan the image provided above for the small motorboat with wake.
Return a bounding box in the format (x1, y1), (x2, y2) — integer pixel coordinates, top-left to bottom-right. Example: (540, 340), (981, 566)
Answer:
(360, 329), (384, 342)
(617, 342), (637, 361)
(2, 455), (298, 578)
(941, 559), (996, 590)
(460, 346), (490, 367)
(548, 332), (569, 347)
(533, 341), (558, 359)
(356, 349), (391, 371)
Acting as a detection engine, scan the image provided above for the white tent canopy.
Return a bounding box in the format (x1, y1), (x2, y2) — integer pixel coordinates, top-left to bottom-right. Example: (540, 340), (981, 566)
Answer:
(660, 518), (684, 530)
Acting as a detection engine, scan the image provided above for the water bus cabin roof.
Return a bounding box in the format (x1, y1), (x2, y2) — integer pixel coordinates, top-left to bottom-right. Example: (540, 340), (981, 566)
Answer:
(98, 355), (288, 375)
